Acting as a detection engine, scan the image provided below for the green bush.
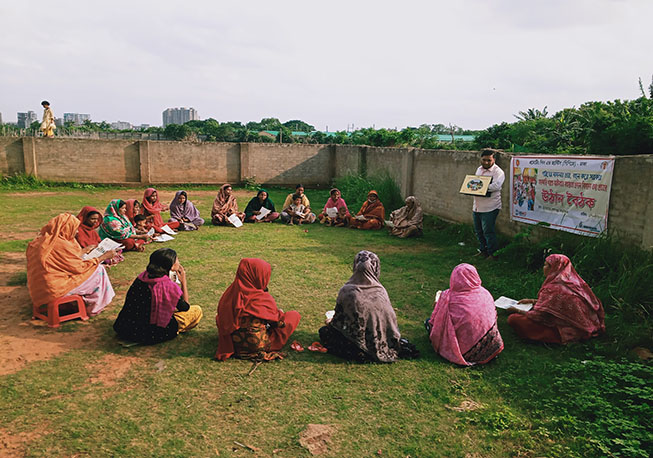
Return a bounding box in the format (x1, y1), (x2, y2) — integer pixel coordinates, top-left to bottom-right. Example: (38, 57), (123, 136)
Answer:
(332, 173), (404, 215)
(0, 173), (99, 190)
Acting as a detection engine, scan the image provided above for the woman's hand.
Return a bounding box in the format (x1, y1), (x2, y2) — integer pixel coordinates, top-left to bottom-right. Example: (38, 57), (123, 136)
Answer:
(98, 249), (117, 262)
(174, 263), (186, 283)
(517, 299), (536, 305)
(82, 244), (96, 255)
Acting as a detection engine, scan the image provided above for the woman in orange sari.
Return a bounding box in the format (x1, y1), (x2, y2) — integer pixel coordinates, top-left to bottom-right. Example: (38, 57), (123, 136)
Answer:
(349, 190), (385, 230)
(27, 213), (117, 316)
(211, 184), (245, 226)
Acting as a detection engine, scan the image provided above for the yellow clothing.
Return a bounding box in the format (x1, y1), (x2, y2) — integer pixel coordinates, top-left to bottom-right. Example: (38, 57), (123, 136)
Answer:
(174, 305), (203, 333)
(40, 107), (56, 137)
(282, 193), (310, 210)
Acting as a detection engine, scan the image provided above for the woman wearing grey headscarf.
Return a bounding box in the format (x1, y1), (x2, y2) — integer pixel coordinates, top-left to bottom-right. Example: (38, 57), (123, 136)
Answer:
(319, 250), (418, 362)
(388, 196), (423, 238)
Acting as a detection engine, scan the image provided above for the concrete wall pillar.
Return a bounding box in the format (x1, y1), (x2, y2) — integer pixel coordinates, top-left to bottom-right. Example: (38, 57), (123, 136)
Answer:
(239, 142), (250, 184)
(138, 140), (150, 184)
(22, 137), (37, 176)
(400, 148), (415, 197)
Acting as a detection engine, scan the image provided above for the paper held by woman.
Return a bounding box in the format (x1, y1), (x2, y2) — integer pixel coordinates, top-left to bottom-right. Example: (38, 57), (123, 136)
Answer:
(494, 296), (532, 312)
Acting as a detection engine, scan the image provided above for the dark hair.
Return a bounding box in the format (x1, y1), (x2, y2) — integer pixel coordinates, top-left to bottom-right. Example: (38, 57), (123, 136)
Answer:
(481, 148), (498, 158)
(292, 193), (302, 201)
(295, 184), (304, 189)
(118, 200), (126, 208)
(86, 211), (101, 218)
(134, 214), (147, 223)
(41, 100), (50, 106)
(146, 248), (177, 278)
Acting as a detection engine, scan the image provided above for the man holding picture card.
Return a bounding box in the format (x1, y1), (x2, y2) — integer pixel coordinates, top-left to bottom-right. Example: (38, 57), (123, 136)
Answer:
(472, 149), (505, 260)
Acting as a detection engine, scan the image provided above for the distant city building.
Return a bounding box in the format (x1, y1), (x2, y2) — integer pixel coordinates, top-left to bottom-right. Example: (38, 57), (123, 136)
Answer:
(134, 124), (150, 130)
(162, 107), (199, 126)
(55, 118), (65, 128)
(111, 121), (133, 130)
(17, 111), (38, 128)
(63, 113), (91, 125)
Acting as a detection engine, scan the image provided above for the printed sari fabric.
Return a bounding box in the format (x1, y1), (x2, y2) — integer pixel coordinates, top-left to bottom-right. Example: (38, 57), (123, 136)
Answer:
(211, 183), (244, 225)
(26, 213), (103, 306)
(75, 206), (102, 248)
(516, 254), (605, 343)
(215, 258), (300, 360)
(389, 196), (423, 237)
(350, 190), (385, 229)
(66, 264), (115, 316)
(98, 199), (135, 241)
(123, 199), (140, 225)
(169, 190), (204, 230)
(321, 251), (403, 363)
(428, 264), (503, 366)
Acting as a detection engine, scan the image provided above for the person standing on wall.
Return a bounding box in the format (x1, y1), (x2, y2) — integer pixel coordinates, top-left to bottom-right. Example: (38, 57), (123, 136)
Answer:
(473, 149), (505, 260)
(40, 100), (56, 138)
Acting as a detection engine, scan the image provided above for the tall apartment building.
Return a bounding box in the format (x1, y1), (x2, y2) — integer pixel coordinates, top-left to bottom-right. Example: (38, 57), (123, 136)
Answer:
(162, 107), (199, 126)
(111, 121), (132, 130)
(17, 111), (38, 128)
(63, 113), (91, 125)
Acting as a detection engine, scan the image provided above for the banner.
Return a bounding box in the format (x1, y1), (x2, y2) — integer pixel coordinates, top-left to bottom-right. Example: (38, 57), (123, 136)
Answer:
(510, 156), (615, 236)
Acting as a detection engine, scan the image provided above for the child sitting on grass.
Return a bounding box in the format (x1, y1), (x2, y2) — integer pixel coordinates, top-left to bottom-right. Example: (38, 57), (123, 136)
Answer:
(332, 206), (349, 227)
(284, 194), (309, 225)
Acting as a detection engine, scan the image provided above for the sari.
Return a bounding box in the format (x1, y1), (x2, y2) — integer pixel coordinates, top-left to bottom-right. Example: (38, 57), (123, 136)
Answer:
(75, 206), (102, 248)
(215, 258), (300, 360)
(321, 189), (349, 216)
(389, 196), (423, 238)
(211, 183), (244, 225)
(350, 190), (385, 229)
(319, 251), (403, 362)
(123, 199), (140, 225)
(428, 264), (503, 366)
(508, 254), (605, 343)
(244, 189), (280, 222)
(26, 213), (114, 315)
(98, 199), (143, 252)
(142, 188), (180, 231)
(169, 190), (204, 230)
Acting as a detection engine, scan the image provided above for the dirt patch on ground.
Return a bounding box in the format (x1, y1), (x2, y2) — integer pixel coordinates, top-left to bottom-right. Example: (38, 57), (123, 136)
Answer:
(0, 427), (49, 457)
(299, 424), (336, 456)
(86, 354), (141, 387)
(1, 232), (37, 242)
(0, 253), (26, 286)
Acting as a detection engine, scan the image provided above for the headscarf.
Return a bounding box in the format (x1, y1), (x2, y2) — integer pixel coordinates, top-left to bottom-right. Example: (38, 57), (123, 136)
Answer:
(75, 206), (102, 248)
(391, 196), (423, 230)
(428, 264), (499, 366)
(330, 251), (401, 362)
(142, 188), (165, 227)
(169, 190), (202, 222)
(26, 213), (100, 306)
(211, 184), (239, 218)
(123, 199), (140, 225)
(322, 188), (349, 216)
(529, 254), (605, 342)
(136, 271), (183, 328)
(98, 199), (135, 240)
(244, 189), (276, 218)
(215, 258), (282, 360)
(356, 190), (385, 222)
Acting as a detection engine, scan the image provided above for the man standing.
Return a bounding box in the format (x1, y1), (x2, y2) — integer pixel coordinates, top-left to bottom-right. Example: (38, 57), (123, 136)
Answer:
(40, 100), (56, 138)
(473, 149), (505, 259)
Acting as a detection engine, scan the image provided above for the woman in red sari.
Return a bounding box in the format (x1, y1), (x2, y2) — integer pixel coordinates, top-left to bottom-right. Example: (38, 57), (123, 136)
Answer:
(349, 190), (385, 230)
(215, 258), (301, 361)
(507, 254), (605, 343)
(141, 188), (180, 233)
(123, 199), (141, 225)
(76, 206), (124, 265)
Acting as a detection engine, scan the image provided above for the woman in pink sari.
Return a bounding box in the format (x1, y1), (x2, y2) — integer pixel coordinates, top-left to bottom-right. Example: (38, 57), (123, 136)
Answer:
(507, 254), (605, 344)
(318, 188), (349, 224)
(426, 263), (503, 366)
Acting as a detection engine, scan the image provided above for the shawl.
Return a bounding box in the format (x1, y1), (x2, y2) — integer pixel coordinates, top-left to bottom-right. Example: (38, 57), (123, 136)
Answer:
(40, 107), (56, 130)
(356, 190), (385, 222)
(244, 189), (276, 217)
(322, 189), (349, 216)
(137, 271), (183, 328)
(212, 184), (240, 218)
(528, 254), (605, 342)
(282, 193), (310, 210)
(75, 206), (102, 248)
(330, 251), (401, 362)
(215, 258), (282, 360)
(26, 213), (99, 306)
(169, 190), (202, 222)
(390, 196), (423, 230)
(98, 199), (135, 240)
(142, 188), (166, 227)
(123, 199), (140, 225)
(428, 264), (498, 366)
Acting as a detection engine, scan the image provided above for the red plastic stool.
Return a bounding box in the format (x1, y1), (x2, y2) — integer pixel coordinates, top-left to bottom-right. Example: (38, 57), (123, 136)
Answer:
(32, 295), (89, 328)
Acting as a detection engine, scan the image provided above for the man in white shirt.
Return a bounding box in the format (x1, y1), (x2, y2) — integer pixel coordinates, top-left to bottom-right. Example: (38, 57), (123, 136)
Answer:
(472, 149), (505, 259)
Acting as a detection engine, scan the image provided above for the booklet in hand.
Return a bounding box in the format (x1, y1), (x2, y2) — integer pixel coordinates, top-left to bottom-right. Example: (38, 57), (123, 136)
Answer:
(494, 296), (533, 312)
(82, 238), (123, 260)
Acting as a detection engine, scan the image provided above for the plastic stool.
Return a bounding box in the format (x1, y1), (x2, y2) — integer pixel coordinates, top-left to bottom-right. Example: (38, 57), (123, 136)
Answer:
(32, 295), (89, 328)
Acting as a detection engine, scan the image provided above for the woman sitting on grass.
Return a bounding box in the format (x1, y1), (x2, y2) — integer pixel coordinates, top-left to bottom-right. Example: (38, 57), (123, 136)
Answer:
(388, 196), (423, 238)
(27, 213), (117, 317)
(169, 190), (205, 231)
(318, 188), (349, 225)
(142, 188), (180, 233)
(211, 184), (245, 226)
(349, 190), (385, 230)
(215, 258), (301, 360)
(280, 184), (316, 224)
(114, 248), (203, 345)
(506, 254), (605, 344)
(426, 263), (504, 366)
(76, 206), (124, 266)
(319, 251), (418, 363)
(244, 189), (280, 223)
(123, 199), (141, 225)
(98, 199), (151, 252)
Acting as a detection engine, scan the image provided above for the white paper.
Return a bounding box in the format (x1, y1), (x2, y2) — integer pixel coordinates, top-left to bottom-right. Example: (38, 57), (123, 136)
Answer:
(82, 238), (123, 260)
(147, 228), (155, 236)
(325, 310), (335, 321)
(435, 290), (442, 303)
(153, 234), (174, 242)
(494, 296), (533, 312)
(326, 207), (338, 218)
(228, 213), (243, 227)
(256, 207), (271, 220)
(169, 270), (181, 285)
(355, 214), (367, 221)
(385, 220), (394, 228)
(161, 225), (176, 235)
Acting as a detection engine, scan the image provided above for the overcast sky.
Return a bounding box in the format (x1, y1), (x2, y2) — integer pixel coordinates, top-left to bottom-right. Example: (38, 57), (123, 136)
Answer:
(1, 0), (651, 130)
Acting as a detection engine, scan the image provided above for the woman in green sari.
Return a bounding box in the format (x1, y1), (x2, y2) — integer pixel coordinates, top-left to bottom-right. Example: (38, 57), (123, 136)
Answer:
(98, 199), (151, 251)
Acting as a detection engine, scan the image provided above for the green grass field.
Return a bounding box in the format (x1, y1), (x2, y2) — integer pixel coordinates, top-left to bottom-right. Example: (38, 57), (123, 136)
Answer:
(0, 186), (650, 457)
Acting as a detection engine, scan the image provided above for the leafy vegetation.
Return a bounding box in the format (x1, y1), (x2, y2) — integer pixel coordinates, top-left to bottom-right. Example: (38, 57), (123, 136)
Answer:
(332, 173), (405, 215)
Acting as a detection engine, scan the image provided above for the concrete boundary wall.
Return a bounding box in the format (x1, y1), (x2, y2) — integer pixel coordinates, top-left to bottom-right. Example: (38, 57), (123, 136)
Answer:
(1, 137), (651, 248)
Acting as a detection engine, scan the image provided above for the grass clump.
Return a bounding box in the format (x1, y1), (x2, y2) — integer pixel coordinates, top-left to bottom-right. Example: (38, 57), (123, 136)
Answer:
(0, 173), (101, 190)
(332, 173), (404, 214)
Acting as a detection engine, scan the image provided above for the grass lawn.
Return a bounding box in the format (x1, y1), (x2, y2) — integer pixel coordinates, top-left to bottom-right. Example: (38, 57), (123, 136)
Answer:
(0, 186), (650, 457)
